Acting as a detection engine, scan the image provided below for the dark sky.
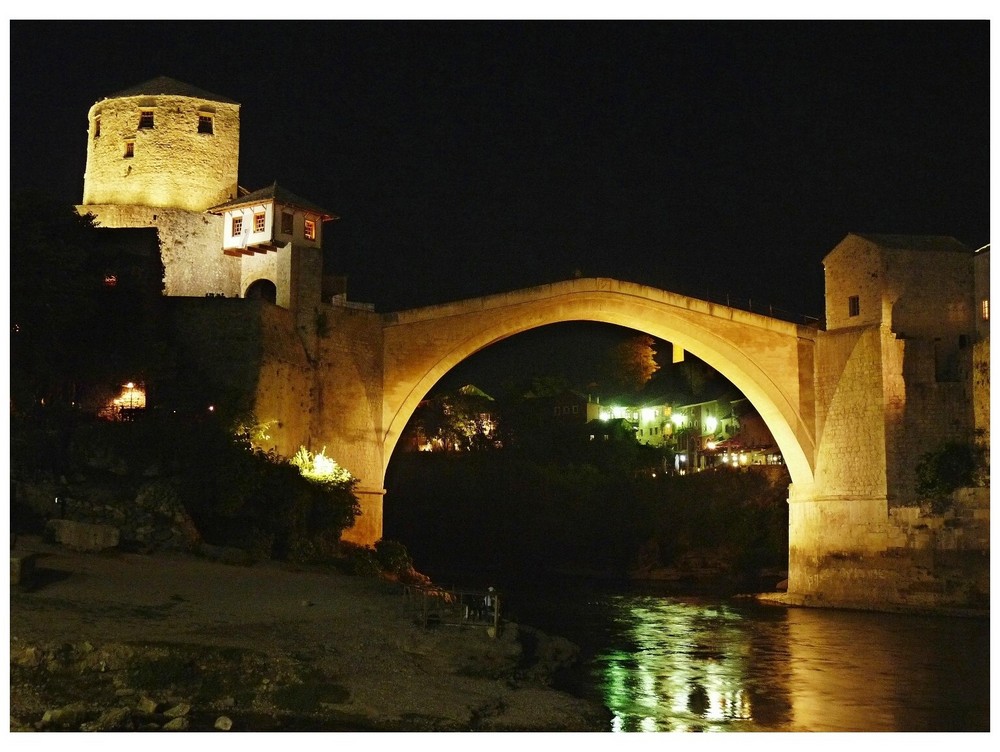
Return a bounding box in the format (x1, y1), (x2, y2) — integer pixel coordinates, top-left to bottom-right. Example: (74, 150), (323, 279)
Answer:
(9, 20), (990, 394)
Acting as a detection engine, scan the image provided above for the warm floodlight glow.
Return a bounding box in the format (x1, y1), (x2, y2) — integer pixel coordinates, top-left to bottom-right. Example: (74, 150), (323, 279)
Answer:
(640, 407), (656, 422)
(599, 410), (611, 421)
(671, 413), (686, 427)
(101, 381), (146, 419)
(114, 383), (145, 409)
(611, 406), (627, 420)
(704, 416), (718, 433)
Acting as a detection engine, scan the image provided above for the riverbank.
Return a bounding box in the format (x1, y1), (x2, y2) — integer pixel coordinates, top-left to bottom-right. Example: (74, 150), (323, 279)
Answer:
(8, 536), (612, 732)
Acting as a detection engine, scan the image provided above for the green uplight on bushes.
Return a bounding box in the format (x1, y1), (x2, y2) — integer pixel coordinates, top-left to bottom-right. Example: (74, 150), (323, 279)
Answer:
(291, 446), (355, 486)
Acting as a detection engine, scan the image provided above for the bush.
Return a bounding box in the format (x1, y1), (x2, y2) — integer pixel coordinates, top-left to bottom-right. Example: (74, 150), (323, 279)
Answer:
(341, 544), (383, 577)
(10, 414), (361, 561)
(375, 539), (413, 575)
(916, 441), (986, 512)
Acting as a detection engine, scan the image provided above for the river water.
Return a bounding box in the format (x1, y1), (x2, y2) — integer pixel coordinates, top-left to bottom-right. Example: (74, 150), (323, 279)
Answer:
(503, 582), (990, 732)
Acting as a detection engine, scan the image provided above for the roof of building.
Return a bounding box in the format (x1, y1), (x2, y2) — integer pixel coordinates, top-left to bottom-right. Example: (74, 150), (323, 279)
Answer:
(207, 182), (338, 220)
(849, 233), (972, 254)
(102, 76), (240, 105)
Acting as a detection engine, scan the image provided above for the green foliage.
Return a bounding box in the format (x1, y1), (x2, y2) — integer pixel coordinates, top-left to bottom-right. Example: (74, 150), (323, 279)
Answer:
(603, 334), (659, 393)
(289, 446), (357, 487)
(10, 192), (167, 414)
(385, 451), (789, 581)
(916, 441), (986, 512)
(11, 414), (361, 561)
(340, 544), (383, 577)
(408, 389), (500, 452)
(374, 539), (414, 574)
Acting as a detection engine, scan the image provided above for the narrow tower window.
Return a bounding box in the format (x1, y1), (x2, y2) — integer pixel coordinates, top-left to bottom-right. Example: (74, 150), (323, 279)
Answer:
(848, 295), (860, 317)
(198, 115), (214, 134)
(123, 141), (134, 159)
(982, 299), (989, 321)
(139, 110), (154, 129)
(304, 218), (316, 241)
(94, 116), (101, 139)
(281, 211), (294, 235)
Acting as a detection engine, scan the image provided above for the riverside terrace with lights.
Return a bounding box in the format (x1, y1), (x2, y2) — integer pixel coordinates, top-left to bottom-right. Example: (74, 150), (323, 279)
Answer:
(75, 76), (989, 613)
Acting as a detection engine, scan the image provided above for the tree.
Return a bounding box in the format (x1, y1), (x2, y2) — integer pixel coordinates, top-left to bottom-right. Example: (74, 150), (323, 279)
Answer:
(604, 334), (659, 393)
(10, 192), (167, 414)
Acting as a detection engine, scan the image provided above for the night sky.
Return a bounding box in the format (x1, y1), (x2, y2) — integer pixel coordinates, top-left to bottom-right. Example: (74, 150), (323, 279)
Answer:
(9, 20), (990, 394)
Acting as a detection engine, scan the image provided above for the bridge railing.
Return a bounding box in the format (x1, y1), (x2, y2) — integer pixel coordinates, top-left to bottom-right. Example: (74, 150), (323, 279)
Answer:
(401, 583), (502, 636)
(698, 290), (823, 327)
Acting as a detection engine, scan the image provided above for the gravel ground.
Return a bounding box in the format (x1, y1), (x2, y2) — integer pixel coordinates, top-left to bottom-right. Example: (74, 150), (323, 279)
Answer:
(8, 537), (611, 732)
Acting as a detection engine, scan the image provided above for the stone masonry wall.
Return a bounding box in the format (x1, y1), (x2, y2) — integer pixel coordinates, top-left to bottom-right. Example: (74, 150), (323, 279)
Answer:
(883, 246), (975, 340)
(80, 205), (239, 298)
(824, 237), (883, 330)
(973, 337), (990, 448)
(311, 305), (386, 545)
(812, 325), (888, 501)
(883, 332), (974, 504)
(84, 94), (239, 212)
(788, 488), (989, 609)
(241, 245), (290, 307)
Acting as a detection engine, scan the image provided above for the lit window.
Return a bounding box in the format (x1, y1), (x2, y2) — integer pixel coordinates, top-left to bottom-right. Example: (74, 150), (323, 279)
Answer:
(123, 141), (134, 158)
(254, 213), (266, 233)
(103, 274), (118, 288)
(304, 218), (316, 240)
(848, 295), (860, 317)
(281, 211), (294, 235)
(232, 216), (243, 236)
(982, 299), (989, 321)
(94, 116), (101, 139)
(198, 115), (214, 134)
(139, 110), (154, 129)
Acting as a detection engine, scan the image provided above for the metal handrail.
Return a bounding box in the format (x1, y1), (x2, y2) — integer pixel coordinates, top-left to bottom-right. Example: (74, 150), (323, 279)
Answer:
(401, 583), (502, 636)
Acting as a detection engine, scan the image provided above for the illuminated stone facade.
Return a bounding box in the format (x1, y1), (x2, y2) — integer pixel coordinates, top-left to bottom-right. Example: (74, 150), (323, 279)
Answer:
(83, 77), (240, 212)
(787, 234), (988, 607)
(78, 77), (333, 318)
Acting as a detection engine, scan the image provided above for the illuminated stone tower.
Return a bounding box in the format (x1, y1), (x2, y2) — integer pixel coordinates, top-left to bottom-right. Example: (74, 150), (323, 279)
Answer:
(83, 76), (240, 211)
(79, 77), (243, 297)
(78, 76), (337, 360)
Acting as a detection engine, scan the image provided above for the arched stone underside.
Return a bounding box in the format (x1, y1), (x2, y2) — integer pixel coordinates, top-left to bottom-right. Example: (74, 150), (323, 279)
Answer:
(381, 278), (817, 494)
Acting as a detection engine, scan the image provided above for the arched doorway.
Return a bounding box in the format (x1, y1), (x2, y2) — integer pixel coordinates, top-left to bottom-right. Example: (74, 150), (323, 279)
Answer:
(244, 279), (277, 304)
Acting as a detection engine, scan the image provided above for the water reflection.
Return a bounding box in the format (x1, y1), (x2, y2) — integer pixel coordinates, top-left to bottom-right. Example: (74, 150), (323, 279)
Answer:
(592, 595), (988, 732)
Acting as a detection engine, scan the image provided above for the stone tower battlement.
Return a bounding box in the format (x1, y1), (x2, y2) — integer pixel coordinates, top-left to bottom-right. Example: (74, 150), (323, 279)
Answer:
(83, 76), (240, 212)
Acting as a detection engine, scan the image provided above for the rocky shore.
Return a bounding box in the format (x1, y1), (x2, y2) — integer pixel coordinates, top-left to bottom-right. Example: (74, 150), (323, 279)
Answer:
(9, 537), (612, 732)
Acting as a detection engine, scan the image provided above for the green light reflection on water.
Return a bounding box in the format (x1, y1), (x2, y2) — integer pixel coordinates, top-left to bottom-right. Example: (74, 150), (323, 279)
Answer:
(599, 596), (755, 732)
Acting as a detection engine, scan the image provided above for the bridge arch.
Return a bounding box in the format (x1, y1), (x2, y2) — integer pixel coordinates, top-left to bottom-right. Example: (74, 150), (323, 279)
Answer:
(381, 278), (817, 493)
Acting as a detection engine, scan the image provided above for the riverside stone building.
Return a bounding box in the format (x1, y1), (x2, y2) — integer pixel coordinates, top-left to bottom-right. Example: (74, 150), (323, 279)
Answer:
(78, 76), (335, 330)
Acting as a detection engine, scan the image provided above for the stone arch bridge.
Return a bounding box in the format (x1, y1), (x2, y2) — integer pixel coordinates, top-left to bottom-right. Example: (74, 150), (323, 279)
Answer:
(186, 271), (985, 612)
(380, 279), (817, 491)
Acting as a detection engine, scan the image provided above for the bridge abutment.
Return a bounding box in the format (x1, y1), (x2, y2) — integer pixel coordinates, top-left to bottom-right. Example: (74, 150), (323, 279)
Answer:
(787, 490), (989, 610)
(342, 488), (385, 547)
